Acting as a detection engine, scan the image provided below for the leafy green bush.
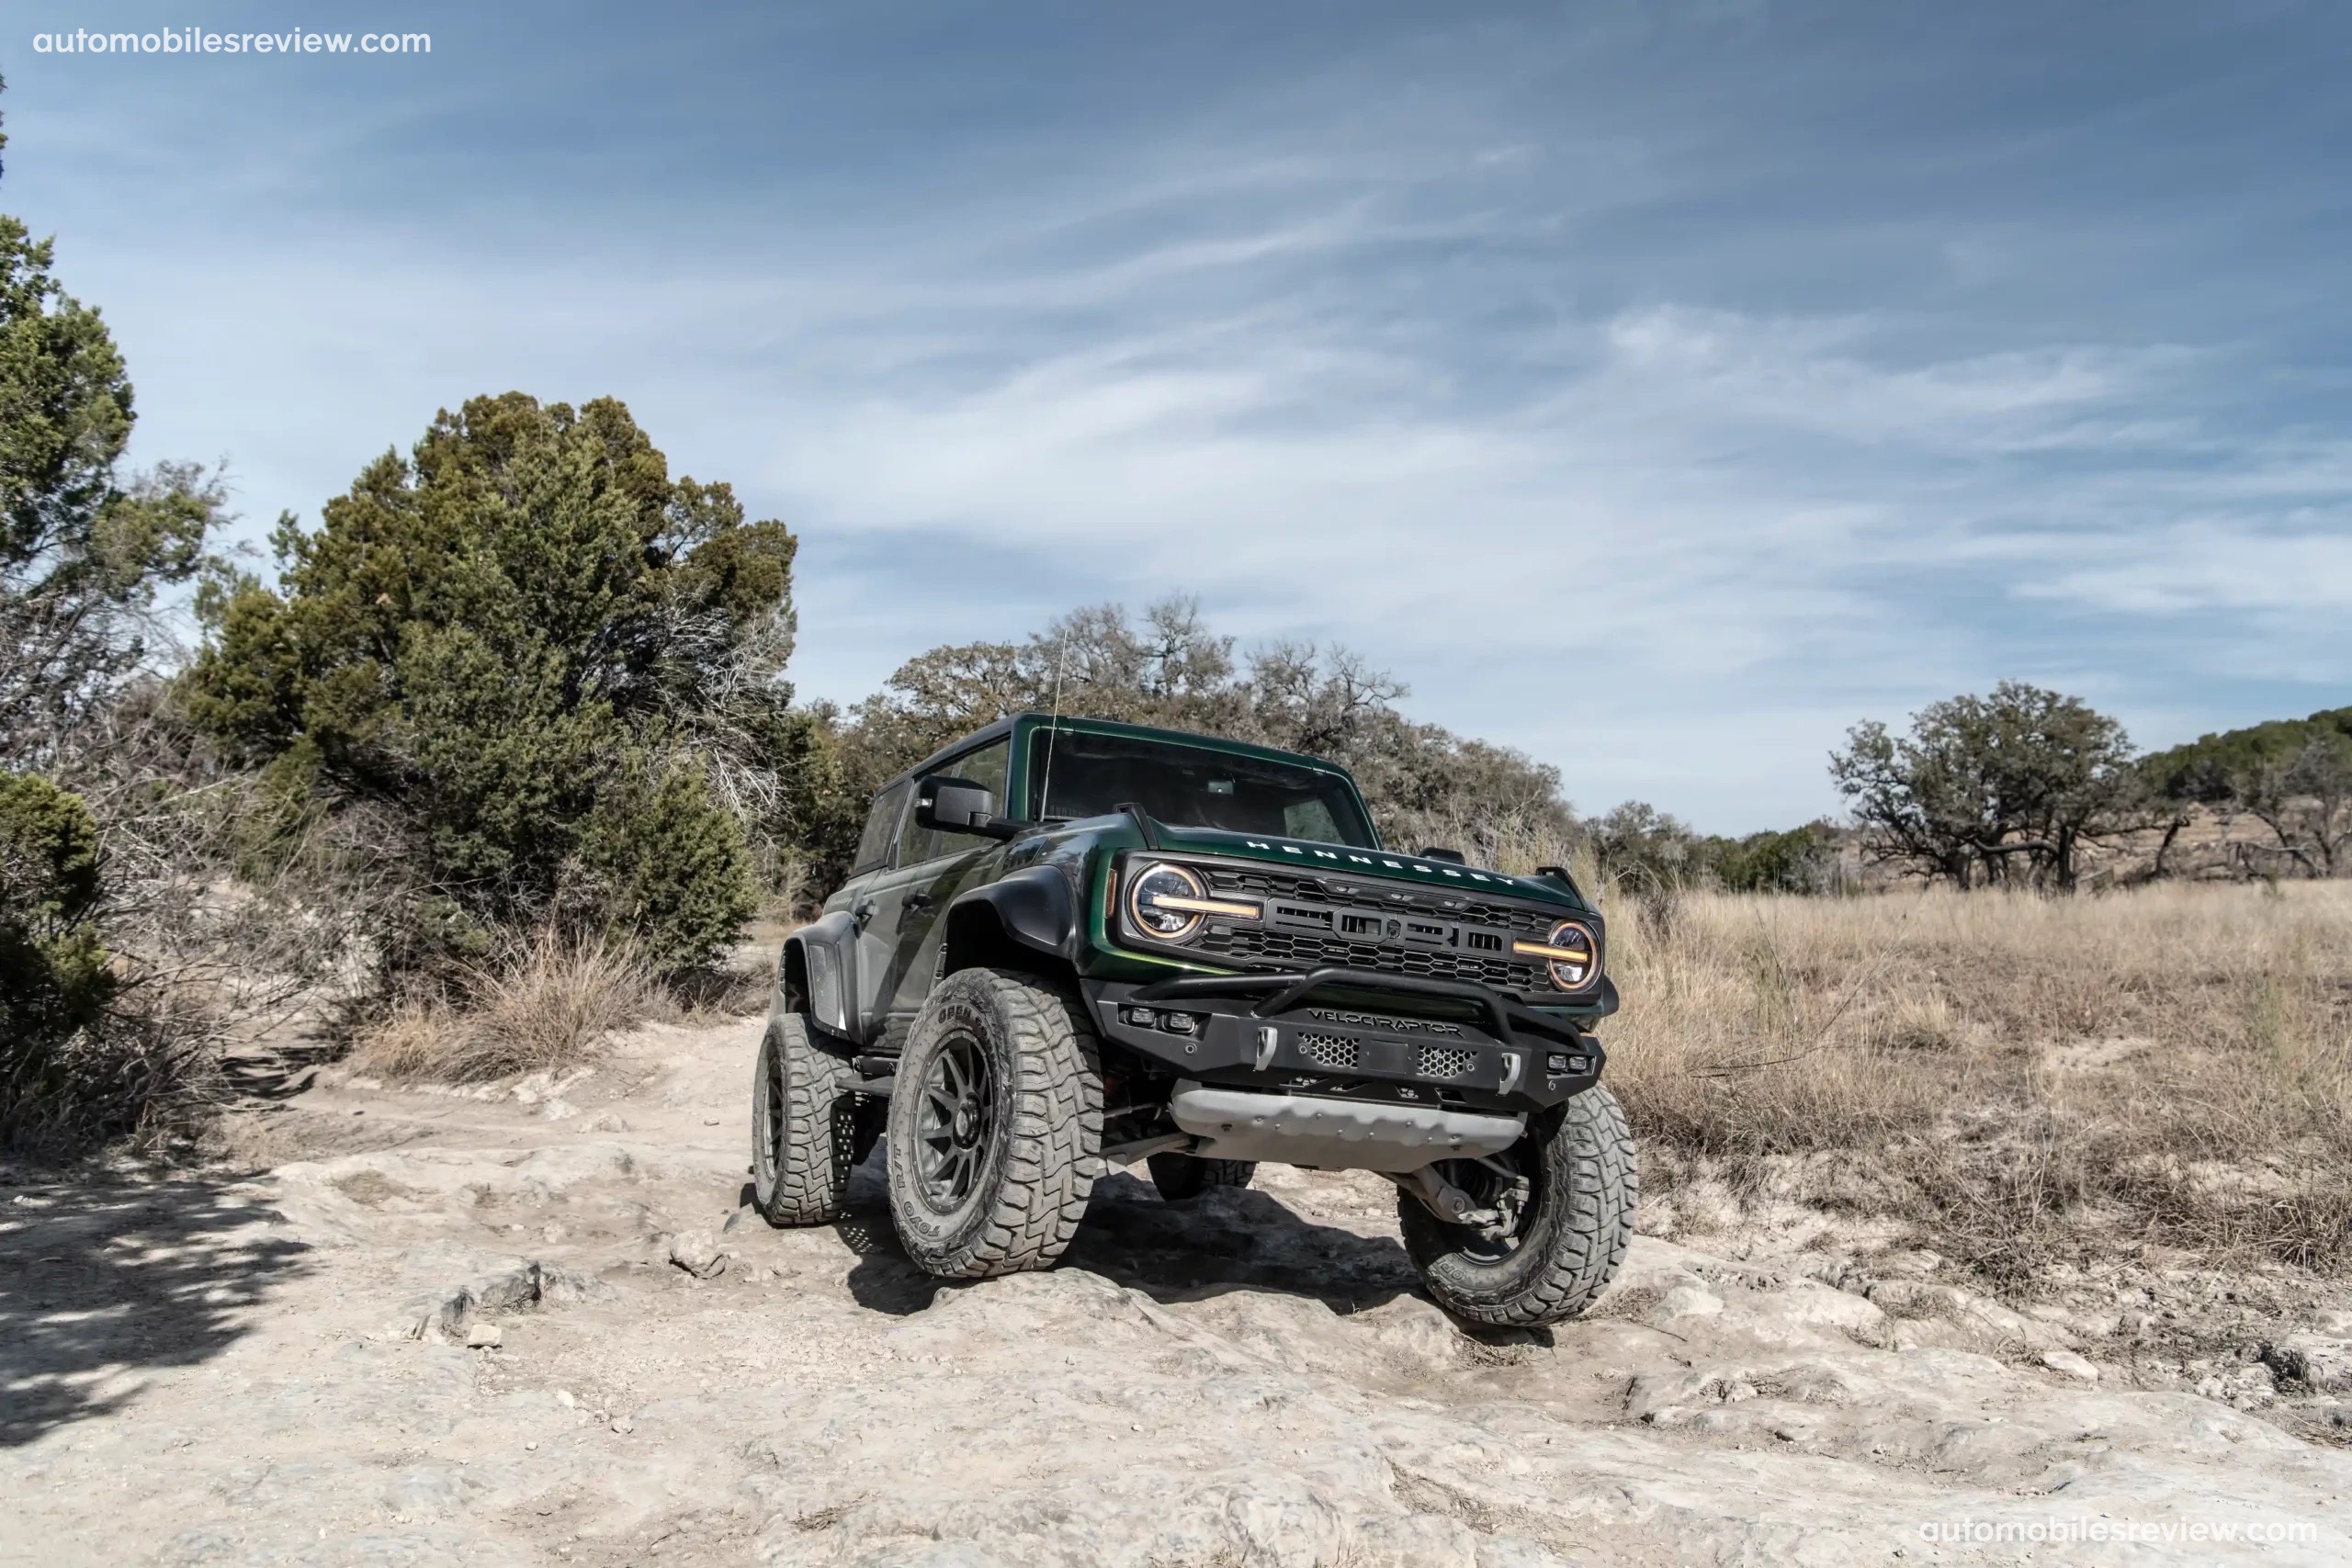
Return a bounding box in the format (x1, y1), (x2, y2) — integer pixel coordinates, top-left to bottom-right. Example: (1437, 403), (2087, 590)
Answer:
(571, 752), (754, 973)
(1708, 823), (1838, 895)
(0, 773), (116, 1124)
(186, 392), (819, 974)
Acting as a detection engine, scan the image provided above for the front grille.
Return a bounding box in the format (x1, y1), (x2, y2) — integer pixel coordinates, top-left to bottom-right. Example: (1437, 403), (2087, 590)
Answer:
(1203, 925), (1535, 990)
(1143, 860), (1585, 999)
(1418, 1045), (1478, 1079)
(1297, 1032), (1358, 1070)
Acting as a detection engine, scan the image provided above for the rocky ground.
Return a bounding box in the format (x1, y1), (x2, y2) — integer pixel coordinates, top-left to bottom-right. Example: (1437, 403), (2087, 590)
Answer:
(6, 1010), (2352, 1566)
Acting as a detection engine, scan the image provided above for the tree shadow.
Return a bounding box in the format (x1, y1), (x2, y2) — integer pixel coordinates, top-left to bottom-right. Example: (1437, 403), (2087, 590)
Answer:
(0, 1167), (311, 1446)
(217, 1033), (347, 1103)
(839, 1158), (1420, 1319)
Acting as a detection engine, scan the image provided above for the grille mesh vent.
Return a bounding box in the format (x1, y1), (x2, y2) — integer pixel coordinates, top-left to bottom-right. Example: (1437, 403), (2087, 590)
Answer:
(1193, 864), (1575, 995)
(1297, 1033), (1359, 1070)
(1418, 1045), (1478, 1079)
(1200, 927), (1533, 990)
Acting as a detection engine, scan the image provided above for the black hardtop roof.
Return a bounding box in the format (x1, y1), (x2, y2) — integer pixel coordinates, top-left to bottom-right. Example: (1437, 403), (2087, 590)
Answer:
(886, 712), (1363, 795)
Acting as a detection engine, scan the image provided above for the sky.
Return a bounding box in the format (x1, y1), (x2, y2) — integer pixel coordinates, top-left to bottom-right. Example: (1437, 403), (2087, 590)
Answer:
(5, 2), (2347, 832)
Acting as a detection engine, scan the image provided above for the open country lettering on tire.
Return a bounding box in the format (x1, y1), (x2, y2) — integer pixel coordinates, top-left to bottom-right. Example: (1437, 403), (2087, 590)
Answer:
(750, 713), (1633, 1325)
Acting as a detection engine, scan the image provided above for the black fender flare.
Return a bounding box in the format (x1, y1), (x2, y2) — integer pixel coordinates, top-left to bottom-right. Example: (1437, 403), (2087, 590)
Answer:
(782, 909), (860, 1038)
(936, 864), (1080, 977)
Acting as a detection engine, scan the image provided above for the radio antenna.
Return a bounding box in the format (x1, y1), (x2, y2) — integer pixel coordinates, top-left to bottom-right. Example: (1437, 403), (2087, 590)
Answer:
(1037, 635), (1070, 821)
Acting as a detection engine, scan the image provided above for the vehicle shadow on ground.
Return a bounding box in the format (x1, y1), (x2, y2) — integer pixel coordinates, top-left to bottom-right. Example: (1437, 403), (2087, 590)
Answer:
(838, 1162), (1420, 1319)
(0, 1169), (310, 1447)
(1066, 1174), (1421, 1314)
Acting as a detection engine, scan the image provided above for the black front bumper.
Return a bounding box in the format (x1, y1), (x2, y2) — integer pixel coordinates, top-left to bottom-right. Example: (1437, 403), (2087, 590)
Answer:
(1083, 965), (1605, 1115)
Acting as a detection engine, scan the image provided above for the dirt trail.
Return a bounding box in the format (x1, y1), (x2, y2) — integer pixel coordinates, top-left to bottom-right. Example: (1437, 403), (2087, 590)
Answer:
(5, 1013), (2350, 1566)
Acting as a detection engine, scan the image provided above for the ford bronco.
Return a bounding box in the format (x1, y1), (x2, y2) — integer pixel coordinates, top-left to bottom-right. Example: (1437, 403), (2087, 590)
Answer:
(751, 714), (1633, 1326)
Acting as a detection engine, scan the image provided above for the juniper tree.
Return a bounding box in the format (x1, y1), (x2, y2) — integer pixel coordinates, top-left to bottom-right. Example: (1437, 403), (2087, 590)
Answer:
(187, 392), (837, 972)
(0, 89), (221, 771)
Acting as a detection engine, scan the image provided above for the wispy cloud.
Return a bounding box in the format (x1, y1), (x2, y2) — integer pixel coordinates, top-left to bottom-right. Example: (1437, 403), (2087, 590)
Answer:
(7, 0), (2347, 828)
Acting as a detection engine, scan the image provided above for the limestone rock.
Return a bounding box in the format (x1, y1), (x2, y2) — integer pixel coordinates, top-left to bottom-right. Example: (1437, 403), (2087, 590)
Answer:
(668, 1228), (728, 1278)
(2039, 1348), (2098, 1382)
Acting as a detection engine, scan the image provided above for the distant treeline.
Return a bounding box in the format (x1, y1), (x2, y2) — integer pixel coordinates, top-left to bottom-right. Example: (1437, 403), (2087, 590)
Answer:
(1829, 687), (2349, 891)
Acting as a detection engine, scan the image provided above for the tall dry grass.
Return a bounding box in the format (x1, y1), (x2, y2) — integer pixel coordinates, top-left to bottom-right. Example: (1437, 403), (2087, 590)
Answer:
(1600, 881), (2352, 1280)
(352, 929), (662, 1083)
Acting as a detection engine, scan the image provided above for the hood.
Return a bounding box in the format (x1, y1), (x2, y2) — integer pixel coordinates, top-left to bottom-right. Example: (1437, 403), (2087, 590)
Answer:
(1146, 824), (1589, 911)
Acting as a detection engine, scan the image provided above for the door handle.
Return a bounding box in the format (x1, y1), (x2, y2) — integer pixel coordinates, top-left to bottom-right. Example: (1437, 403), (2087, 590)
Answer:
(904, 892), (936, 912)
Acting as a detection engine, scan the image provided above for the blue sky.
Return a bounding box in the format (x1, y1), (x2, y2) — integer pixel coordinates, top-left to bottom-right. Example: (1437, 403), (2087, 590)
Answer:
(6, 2), (2347, 831)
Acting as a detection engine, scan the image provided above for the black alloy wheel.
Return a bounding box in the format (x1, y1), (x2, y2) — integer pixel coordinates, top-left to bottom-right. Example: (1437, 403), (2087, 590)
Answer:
(913, 1030), (997, 1212)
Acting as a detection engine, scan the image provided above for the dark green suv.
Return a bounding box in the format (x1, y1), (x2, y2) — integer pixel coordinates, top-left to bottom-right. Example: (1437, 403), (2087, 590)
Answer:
(751, 713), (1633, 1326)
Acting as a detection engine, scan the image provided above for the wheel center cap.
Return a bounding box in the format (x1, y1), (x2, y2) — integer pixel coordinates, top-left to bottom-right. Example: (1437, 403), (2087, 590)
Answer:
(951, 1106), (978, 1146)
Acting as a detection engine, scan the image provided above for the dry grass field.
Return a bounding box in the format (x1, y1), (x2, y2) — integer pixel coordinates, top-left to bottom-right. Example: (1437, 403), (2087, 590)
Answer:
(1599, 881), (2352, 1285)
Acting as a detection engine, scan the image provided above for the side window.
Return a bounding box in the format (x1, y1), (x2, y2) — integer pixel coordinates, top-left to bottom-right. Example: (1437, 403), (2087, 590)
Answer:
(898, 739), (1012, 867)
(852, 782), (911, 874)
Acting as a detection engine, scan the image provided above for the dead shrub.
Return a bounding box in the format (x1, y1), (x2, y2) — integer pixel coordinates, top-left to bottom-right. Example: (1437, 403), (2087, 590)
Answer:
(1600, 881), (2352, 1280)
(664, 954), (775, 1021)
(0, 987), (226, 1160)
(353, 929), (658, 1083)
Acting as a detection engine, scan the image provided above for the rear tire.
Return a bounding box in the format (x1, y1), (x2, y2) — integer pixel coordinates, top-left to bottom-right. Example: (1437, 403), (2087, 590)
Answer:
(1147, 1152), (1256, 1201)
(751, 1011), (857, 1226)
(886, 968), (1103, 1279)
(1399, 1085), (1635, 1328)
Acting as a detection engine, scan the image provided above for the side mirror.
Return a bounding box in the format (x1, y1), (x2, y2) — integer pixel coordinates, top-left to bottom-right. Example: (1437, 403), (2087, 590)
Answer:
(916, 776), (1019, 840)
(1417, 846), (1468, 864)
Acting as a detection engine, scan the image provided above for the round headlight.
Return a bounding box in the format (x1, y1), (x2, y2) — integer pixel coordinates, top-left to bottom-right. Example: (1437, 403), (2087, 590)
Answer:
(1125, 862), (1207, 943)
(1544, 919), (1598, 991)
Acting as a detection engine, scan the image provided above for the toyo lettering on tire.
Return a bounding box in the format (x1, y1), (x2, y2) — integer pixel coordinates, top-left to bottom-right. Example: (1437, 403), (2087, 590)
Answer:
(886, 967), (1104, 1279)
(751, 1011), (859, 1226)
(1398, 1084), (1635, 1327)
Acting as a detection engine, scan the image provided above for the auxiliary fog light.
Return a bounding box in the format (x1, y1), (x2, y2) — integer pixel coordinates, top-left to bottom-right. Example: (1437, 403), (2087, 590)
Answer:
(1121, 1006), (1204, 1037)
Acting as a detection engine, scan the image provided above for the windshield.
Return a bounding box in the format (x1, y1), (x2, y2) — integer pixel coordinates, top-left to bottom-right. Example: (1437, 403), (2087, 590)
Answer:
(1028, 728), (1378, 848)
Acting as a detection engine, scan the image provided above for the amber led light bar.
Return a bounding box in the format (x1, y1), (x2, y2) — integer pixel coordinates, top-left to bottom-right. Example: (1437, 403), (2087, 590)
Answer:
(1146, 892), (1262, 920)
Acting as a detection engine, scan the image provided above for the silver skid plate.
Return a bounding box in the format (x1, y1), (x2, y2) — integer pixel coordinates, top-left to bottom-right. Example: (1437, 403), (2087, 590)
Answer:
(1169, 1082), (1524, 1173)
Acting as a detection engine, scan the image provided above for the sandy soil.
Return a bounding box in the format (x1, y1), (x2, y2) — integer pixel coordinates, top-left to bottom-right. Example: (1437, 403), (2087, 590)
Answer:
(6, 1013), (2352, 1566)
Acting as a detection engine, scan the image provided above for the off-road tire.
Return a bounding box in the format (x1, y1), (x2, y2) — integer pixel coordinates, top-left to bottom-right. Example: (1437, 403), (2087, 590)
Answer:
(1146, 1152), (1256, 1201)
(886, 967), (1103, 1279)
(751, 1011), (858, 1226)
(1399, 1085), (1635, 1328)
